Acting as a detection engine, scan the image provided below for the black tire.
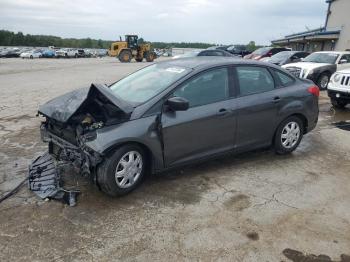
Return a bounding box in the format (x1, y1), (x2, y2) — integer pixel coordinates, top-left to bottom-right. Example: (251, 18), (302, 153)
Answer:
(118, 50), (132, 63)
(30, 55), (33, 59)
(331, 98), (347, 109)
(274, 116), (304, 155)
(97, 144), (146, 196)
(75, 54), (78, 58)
(145, 51), (155, 62)
(316, 72), (330, 90)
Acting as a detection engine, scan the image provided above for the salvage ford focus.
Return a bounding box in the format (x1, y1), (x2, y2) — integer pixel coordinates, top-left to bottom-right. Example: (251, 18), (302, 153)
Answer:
(32, 57), (319, 198)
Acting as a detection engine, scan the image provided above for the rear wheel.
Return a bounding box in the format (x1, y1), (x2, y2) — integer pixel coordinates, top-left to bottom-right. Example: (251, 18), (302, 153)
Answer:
(331, 98), (347, 109)
(135, 57), (143, 62)
(119, 50), (132, 63)
(30, 55), (33, 59)
(97, 144), (146, 196)
(274, 116), (304, 155)
(145, 51), (155, 62)
(317, 73), (330, 90)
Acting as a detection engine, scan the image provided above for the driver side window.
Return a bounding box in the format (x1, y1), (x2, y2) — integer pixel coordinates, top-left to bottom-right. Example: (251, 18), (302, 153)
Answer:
(173, 68), (229, 108)
(340, 54), (350, 64)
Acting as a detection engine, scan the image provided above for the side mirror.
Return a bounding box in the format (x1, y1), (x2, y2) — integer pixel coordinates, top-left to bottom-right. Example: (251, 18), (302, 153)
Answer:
(339, 59), (348, 64)
(166, 97), (189, 111)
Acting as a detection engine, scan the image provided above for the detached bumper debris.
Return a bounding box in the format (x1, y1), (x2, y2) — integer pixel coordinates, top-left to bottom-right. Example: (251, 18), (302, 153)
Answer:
(28, 152), (79, 206)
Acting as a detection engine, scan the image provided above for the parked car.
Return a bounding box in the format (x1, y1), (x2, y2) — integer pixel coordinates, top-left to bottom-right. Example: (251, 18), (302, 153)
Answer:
(244, 47), (289, 60)
(327, 68), (350, 108)
(173, 49), (233, 59)
(41, 49), (56, 58)
(20, 49), (42, 59)
(282, 51), (350, 90)
(226, 45), (251, 57)
(261, 51), (310, 66)
(0, 49), (20, 58)
(77, 49), (86, 57)
(36, 57), (319, 196)
(55, 48), (79, 58)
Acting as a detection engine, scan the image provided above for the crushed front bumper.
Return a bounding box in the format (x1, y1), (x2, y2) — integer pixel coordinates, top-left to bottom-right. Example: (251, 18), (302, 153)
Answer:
(28, 152), (79, 206)
(27, 124), (103, 205)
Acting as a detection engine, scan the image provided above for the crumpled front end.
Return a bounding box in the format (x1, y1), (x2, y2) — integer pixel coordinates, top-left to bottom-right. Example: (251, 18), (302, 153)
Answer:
(28, 83), (133, 204)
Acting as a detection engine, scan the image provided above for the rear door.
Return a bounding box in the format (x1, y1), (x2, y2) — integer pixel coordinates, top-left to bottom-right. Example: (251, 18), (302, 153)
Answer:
(161, 67), (237, 166)
(234, 66), (280, 150)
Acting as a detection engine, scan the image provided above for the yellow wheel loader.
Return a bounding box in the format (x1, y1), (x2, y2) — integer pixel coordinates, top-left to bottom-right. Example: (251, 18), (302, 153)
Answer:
(108, 35), (156, 63)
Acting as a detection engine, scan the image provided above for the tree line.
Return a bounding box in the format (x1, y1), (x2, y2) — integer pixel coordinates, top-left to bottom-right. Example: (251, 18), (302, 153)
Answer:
(0, 30), (260, 51)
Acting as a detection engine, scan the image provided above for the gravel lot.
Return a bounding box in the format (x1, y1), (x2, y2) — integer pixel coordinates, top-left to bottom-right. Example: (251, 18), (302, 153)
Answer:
(0, 57), (350, 261)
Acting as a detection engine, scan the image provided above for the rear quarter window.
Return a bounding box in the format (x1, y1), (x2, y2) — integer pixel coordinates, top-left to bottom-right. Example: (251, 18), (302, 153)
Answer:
(274, 69), (295, 86)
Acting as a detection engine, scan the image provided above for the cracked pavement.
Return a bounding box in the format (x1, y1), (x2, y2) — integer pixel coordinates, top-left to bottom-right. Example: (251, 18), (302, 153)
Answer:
(0, 57), (350, 261)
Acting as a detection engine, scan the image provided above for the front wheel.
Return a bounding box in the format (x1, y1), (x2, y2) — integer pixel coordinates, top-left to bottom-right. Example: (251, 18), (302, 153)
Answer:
(331, 98), (347, 109)
(274, 116), (304, 155)
(97, 144), (146, 196)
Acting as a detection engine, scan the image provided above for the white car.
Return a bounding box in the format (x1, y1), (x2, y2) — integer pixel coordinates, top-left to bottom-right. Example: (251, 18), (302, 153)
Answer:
(282, 51), (350, 90)
(55, 48), (79, 58)
(328, 68), (350, 108)
(20, 50), (42, 59)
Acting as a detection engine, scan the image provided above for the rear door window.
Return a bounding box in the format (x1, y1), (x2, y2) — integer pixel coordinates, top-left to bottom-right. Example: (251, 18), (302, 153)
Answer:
(236, 66), (275, 96)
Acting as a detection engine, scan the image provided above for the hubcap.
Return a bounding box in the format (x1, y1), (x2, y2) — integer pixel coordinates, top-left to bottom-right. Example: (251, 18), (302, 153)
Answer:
(320, 75), (329, 89)
(281, 121), (300, 149)
(115, 151), (143, 188)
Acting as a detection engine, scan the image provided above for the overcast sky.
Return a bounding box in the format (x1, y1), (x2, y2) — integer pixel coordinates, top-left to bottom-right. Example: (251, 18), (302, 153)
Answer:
(0, 0), (328, 44)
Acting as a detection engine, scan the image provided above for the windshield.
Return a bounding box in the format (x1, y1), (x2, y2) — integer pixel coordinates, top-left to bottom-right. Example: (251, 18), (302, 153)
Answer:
(109, 64), (191, 104)
(252, 47), (271, 55)
(303, 53), (339, 64)
(269, 51), (292, 62)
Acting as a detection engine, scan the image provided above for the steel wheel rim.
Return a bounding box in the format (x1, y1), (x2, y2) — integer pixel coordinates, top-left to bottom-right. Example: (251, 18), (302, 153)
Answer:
(115, 151), (143, 188)
(281, 121), (300, 149)
(320, 75), (329, 89)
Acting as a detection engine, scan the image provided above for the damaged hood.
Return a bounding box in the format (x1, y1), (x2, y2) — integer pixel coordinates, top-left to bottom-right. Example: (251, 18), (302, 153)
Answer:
(39, 83), (134, 123)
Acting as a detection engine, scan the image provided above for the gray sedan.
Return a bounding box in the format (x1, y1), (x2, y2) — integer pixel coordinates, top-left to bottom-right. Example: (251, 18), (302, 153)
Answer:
(38, 57), (319, 196)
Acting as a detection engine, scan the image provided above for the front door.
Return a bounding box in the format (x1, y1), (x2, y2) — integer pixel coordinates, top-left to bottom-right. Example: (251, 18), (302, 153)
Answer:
(337, 54), (350, 71)
(161, 67), (236, 167)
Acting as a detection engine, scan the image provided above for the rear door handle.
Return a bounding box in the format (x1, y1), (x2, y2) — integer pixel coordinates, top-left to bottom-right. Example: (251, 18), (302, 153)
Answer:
(273, 96), (281, 103)
(217, 108), (229, 116)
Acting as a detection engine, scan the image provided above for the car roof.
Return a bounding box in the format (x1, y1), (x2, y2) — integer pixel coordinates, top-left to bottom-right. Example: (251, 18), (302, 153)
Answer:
(158, 57), (279, 70)
(314, 51), (350, 55)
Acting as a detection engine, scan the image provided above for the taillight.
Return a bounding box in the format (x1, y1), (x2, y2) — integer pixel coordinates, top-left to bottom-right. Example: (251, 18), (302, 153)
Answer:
(308, 85), (320, 97)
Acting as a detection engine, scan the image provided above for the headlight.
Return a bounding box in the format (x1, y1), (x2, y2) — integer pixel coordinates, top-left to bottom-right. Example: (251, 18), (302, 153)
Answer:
(333, 74), (341, 82)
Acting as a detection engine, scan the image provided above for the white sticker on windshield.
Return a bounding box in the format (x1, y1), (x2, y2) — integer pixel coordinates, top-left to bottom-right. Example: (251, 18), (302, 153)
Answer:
(165, 67), (186, 73)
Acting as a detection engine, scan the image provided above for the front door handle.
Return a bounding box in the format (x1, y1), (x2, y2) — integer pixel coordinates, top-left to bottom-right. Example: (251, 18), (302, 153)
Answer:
(273, 96), (281, 103)
(216, 108), (229, 116)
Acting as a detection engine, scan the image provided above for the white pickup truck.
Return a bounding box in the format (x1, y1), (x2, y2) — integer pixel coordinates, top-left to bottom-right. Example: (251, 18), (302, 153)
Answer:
(55, 48), (79, 58)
